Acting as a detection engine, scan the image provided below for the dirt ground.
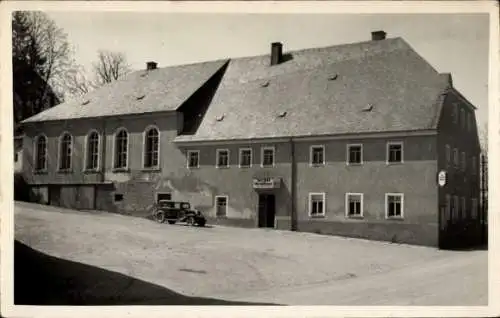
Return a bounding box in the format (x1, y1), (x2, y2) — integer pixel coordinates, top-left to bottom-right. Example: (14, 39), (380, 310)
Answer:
(13, 202), (488, 306)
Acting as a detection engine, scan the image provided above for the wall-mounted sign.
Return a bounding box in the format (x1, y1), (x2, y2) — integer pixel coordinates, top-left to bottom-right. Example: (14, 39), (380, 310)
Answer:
(438, 171), (447, 187)
(253, 177), (282, 189)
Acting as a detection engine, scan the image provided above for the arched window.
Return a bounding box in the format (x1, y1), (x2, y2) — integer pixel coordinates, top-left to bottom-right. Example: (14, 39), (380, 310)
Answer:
(114, 128), (128, 169)
(34, 135), (47, 171)
(143, 127), (159, 168)
(59, 132), (73, 170)
(86, 131), (100, 170)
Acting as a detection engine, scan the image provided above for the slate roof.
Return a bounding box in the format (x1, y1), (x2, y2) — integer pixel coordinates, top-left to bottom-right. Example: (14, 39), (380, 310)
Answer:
(175, 37), (451, 142)
(22, 59), (228, 123)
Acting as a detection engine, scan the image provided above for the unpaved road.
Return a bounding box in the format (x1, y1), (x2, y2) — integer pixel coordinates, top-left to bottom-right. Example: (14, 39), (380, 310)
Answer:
(14, 202), (487, 306)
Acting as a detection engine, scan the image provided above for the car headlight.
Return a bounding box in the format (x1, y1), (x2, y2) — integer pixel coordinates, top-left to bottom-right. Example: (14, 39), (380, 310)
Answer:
(181, 203), (190, 209)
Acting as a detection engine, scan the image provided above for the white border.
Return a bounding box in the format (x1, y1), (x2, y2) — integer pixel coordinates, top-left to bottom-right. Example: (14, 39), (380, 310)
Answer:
(111, 127), (129, 170)
(215, 148), (230, 168)
(142, 125), (161, 170)
(83, 129), (101, 172)
(309, 144), (325, 166)
(346, 143), (363, 165)
(385, 193), (404, 219)
(308, 192), (326, 217)
(1, 2), (498, 318)
(186, 150), (200, 169)
(238, 148), (252, 168)
(345, 193), (364, 218)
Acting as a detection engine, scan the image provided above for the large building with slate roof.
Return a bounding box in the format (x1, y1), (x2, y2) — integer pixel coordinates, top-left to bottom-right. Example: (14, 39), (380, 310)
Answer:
(20, 31), (482, 247)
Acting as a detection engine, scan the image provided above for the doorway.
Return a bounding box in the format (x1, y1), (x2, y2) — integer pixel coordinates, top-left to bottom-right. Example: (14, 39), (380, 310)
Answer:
(258, 194), (276, 228)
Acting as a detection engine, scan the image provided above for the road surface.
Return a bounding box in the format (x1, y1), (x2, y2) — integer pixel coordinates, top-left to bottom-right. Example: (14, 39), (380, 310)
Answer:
(14, 202), (487, 306)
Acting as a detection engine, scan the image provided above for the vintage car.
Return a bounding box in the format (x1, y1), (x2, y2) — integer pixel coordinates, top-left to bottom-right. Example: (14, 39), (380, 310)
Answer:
(152, 200), (206, 227)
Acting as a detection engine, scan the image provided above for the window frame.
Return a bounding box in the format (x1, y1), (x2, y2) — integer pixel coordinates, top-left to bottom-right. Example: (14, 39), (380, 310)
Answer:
(347, 143), (363, 165)
(155, 192), (172, 203)
(386, 141), (404, 164)
(308, 192), (326, 218)
(57, 131), (73, 172)
(84, 130), (100, 172)
(216, 149), (230, 168)
(113, 127), (129, 171)
(261, 146), (276, 167)
(33, 134), (48, 172)
(215, 195), (228, 217)
(187, 150), (200, 169)
(238, 148), (253, 168)
(345, 193), (364, 218)
(309, 145), (325, 166)
(385, 193), (404, 219)
(142, 125), (160, 170)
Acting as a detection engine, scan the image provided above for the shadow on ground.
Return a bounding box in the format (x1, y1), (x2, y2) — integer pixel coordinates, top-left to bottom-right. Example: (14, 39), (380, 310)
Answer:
(14, 241), (279, 306)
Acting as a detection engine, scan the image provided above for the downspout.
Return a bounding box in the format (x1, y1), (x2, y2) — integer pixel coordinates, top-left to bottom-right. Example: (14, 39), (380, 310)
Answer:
(290, 138), (297, 231)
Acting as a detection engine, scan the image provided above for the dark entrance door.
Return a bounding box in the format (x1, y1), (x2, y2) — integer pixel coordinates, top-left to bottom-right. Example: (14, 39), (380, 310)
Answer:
(48, 185), (61, 207)
(258, 194), (276, 228)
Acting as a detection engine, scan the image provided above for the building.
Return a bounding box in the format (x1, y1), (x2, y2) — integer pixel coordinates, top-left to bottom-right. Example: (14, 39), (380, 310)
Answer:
(20, 31), (482, 247)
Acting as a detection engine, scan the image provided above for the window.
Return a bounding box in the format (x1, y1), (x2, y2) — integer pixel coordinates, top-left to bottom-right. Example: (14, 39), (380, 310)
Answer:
(239, 148), (252, 167)
(386, 193), (404, 218)
(34, 134), (47, 171)
(114, 128), (128, 169)
(261, 147), (275, 167)
(14, 152), (18, 162)
(156, 192), (172, 203)
(461, 152), (466, 171)
(472, 156), (477, 175)
(310, 145), (325, 165)
(114, 193), (124, 202)
(143, 126), (159, 169)
(461, 197), (466, 219)
(471, 198), (478, 219)
(453, 195), (459, 221)
(309, 193), (325, 217)
(187, 150), (200, 168)
(387, 142), (403, 163)
(452, 103), (458, 124)
(58, 132), (72, 171)
(347, 144), (363, 165)
(445, 144), (451, 164)
(346, 193), (363, 217)
(86, 131), (100, 171)
(460, 108), (465, 128)
(453, 148), (459, 167)
(215, 196), (228, 217)
(445, 194), (451, 216)
(216, 149), (229, 168)
(467, 113), (472, 131)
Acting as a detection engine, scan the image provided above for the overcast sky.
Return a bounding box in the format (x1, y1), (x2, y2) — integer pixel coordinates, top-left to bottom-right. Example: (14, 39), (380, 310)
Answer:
(46, 12), (490, 132)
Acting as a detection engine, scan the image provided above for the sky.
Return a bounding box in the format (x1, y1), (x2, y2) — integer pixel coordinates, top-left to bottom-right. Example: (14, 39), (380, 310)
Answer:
(46, 12), (490, 133)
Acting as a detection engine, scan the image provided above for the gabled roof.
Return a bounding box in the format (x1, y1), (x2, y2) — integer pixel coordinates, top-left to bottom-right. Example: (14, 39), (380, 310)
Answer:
(22, 59), (228, 123)
(175, 37), (450, 142)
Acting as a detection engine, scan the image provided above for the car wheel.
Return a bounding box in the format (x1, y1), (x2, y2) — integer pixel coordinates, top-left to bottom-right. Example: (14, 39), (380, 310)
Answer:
(186, 216), (195, 226)
(167, 220), (176, 225)
(153, 211), (166, 223)
(196, 219), (206, 227)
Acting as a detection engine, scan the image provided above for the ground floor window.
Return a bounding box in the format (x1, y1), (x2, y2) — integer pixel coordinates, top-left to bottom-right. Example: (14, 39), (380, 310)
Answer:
(309, 193), (325, 217)
(386, 193), (404, 218)
(215, 196), (228, 217)
(346, 193), (363, 217)
(156, 192), (172, 203)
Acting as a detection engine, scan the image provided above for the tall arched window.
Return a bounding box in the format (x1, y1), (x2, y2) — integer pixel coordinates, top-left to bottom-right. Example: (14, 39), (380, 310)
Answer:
(143, 126), (159, 168)
(34, 134), (47, 171)
(59, 132), (73, 170)
(86, 131), (100, 170)
(114, 128), (128, 169)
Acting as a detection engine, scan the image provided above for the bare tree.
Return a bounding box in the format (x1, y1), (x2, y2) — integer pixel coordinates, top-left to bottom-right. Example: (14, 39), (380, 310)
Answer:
(64, 64), (97, 97)
(92, 50), (131, 86)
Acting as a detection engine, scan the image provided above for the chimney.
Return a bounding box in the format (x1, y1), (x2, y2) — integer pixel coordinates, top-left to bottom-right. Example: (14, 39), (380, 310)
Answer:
(371, 30), (387, 41)
(270, 42), (283, 66)
(146, 61), (158, 70)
